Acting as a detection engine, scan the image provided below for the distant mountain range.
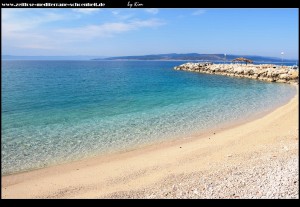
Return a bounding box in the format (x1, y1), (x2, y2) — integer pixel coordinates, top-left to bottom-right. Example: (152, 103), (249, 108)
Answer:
(2, 54), (297, 62)
(94, 53), (297, 62)
(2, 55), (107, 60)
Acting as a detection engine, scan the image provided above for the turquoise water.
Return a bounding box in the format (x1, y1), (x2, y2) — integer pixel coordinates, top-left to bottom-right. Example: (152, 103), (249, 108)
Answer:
(1, 60), (297, 175)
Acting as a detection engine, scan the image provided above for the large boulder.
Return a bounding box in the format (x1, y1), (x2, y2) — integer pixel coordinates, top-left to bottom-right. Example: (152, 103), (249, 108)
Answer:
(243, 68), (251, 75)
(288, 70), (298, 79)
(279, 74), (289, 80)
(276, 79), (287, 83)
(233, 67), (243, 74)
(266, 69), (273, 78)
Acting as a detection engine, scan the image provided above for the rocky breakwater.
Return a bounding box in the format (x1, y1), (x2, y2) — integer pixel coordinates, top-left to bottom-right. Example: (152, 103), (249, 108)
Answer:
(174, 63), (298, 84)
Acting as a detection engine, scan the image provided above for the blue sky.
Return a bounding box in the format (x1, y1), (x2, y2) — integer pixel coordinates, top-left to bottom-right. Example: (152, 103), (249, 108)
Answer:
(2, 8), (298, 59)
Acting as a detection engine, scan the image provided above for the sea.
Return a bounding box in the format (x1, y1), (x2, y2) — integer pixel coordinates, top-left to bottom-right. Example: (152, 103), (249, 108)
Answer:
(1, 60), (297, 175)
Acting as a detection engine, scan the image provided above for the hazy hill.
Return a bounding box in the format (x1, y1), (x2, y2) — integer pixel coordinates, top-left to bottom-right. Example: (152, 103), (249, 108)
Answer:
(94, 53), (296, 62)
(2, 55), (106, 60)
(2, 54), (297, 62)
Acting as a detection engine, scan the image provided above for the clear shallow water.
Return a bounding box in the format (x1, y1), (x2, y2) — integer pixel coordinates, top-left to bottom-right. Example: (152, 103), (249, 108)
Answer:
(1, 60), (296, 175)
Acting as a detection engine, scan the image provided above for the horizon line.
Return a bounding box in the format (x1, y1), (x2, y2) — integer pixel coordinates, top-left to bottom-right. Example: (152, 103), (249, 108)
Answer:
(2, 53), (298, 60)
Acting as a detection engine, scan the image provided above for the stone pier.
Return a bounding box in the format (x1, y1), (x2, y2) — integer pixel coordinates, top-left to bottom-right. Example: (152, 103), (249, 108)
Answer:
(174, 63), (298, 84)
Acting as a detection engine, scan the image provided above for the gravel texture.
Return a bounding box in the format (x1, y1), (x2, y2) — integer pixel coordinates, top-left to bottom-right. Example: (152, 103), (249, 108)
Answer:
(105, 138), (298, 199)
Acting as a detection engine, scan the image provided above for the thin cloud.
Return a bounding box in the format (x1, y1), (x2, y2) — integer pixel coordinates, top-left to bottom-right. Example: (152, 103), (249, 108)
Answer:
(145, 9), (159, 15)
(72, 8), (101, 14)
(112, 10), (119, 15)
(111, 10), (135, 20)
(2, 9), (166, 55)
(18, 44), (57, 50)
(56, 19), (165, 39)
(4, 31), (60, 51)
(192, 9), (206, 16)
(2, 9), (68, 51)
(2, 9), (65, 33)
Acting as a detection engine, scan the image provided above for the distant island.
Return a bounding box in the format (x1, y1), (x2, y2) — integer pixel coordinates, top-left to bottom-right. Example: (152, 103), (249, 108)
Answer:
(2, 55), (106, 60)
(93, 53), (298, 63)
(2, 54), (298, 63)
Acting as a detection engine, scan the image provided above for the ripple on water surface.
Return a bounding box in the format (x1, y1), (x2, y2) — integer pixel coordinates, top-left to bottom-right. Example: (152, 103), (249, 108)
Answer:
(1, 61), (297, 175)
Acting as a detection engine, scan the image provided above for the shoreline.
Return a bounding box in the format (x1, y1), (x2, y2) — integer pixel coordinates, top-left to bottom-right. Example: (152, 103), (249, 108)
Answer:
(2, 86), (296, 177)
(2, 88), (298, 198)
